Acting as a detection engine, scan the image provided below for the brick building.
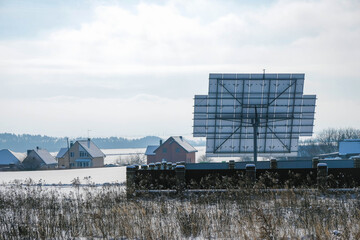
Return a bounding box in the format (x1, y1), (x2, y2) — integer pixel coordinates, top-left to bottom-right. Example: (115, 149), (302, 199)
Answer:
(145, 136), (197, 164)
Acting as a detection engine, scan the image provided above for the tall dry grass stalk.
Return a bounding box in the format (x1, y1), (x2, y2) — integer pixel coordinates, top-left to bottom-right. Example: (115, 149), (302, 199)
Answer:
(0, 178), (359, 239)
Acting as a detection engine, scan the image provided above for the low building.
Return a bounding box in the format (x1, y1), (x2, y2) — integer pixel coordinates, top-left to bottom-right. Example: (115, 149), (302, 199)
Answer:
(319, 139), (360, 159)
(0, 149), (26, 169)
(339, 139), (360, 157)
(145, 136), (197, 164)
(57, 138), (105, 168)
(22, 147), (57, 170)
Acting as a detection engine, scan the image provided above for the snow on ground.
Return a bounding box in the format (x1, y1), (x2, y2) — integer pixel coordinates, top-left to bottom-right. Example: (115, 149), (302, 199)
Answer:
(0, 166), (126, 185)
(0, 146), (206, 186)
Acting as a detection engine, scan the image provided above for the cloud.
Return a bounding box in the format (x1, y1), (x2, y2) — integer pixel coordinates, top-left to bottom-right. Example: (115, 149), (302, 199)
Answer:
(0, 0), (360, 136)
(1, 0), (359, 76)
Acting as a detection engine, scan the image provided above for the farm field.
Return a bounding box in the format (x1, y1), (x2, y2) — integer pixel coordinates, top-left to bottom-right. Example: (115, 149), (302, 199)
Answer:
(0, 182), (359, 239)
(0, 166), (126, 185)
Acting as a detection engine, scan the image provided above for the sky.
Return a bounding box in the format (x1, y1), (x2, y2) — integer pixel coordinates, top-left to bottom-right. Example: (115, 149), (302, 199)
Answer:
(0, 0), (359, 139)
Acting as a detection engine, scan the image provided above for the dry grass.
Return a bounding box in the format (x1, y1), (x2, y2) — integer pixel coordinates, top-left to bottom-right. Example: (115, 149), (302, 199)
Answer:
(0, 178), (360, 239)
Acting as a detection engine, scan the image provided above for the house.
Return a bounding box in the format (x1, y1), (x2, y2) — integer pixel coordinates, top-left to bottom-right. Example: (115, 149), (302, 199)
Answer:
(22, 147), (57, 170)
(145, 136), (197, 164)
(57, 138), (105, 168)
(0, 149), (26, 169)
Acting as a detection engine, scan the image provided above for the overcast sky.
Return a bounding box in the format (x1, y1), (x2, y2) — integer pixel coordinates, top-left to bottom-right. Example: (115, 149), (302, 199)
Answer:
(0, 0), (359, 139)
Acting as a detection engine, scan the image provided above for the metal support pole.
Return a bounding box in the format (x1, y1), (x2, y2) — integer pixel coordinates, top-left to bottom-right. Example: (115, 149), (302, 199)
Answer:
(252, 106), (259, 165)
(162, 160), (167, 170)
(149, 163), (155, 170)
(312, 157), (319, 169)
(317, 163), (328, 189)
(229, 160), (235, 169)
(126, 165), (137, 198)
(175, 165), (186, 193)
(246, 164), (256, 183)
(270, 158), (277, 169)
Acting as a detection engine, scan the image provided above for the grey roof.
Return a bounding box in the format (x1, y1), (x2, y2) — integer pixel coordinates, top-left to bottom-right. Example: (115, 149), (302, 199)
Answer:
(78, 140), (105, 158)
(10, 150), (26, 162)
(34, 149), (57, 165)
(154, 136), (197, 153)
(56, 148), (68, 158)
(145, 145), (159, 156)
(171, 136), (197, 153)
(0, 149), (25, 165)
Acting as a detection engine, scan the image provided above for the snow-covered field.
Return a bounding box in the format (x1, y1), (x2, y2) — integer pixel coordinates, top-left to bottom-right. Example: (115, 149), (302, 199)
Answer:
(0, 146), (206, 185)
(0, 166), (126, 185)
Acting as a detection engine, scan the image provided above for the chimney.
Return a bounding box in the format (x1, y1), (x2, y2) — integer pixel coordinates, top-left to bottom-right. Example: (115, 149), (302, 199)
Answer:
(70, 141), (74, 147)
(27, 150), (31, 155)
(36, 146), (39, 151)
(88, 138), (90, 148)
(160, 139), (163, 145)
(180, 136), (183, 141)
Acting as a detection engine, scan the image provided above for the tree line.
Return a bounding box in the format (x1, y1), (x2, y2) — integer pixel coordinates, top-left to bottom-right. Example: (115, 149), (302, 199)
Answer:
(0, 133), (162, 152)
(298, 127), (360, 157)
(0, 133), (206, 152)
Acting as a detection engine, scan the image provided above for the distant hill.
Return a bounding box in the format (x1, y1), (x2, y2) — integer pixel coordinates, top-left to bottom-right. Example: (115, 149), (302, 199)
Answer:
(0, 133), (205, 152)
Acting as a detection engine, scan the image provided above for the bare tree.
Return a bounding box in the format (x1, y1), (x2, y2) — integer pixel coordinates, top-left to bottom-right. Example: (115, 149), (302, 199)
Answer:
(116, 153), (146, 166)
(198, 154), (213, 163)
(299, 127), (360, 157)
(317, 128), (360, 149)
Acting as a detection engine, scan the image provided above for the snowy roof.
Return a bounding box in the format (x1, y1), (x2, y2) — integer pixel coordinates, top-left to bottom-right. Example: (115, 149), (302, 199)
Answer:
(171, 136), (197, 153)
(154, 136), (197, 153)
(77, 140), (105, 158)
(34, 149), (57, 165)
(56, 148), (68, 158)
(0, 149), (24, 165)
(9, 150), (26, 162)
(145, 145), (159, 156)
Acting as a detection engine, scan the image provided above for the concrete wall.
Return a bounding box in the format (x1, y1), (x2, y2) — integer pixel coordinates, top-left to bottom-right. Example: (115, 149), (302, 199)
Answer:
(92, 157), (104, 167)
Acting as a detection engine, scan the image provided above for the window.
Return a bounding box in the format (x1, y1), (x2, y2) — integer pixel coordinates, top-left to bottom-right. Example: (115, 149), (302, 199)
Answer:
(162, 148), (167, 153)
(80, 151), (87, 157)
(70, 152), (74, 157)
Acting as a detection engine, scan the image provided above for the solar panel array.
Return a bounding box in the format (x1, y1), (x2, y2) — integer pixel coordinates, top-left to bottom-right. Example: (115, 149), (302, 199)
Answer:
(193, 73), (316, 157)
